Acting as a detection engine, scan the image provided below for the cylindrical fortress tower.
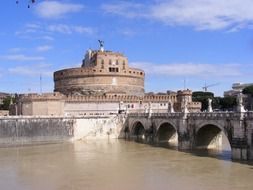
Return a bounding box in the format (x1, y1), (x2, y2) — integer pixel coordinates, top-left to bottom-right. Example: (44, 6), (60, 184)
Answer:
(54, 47), (145, 96)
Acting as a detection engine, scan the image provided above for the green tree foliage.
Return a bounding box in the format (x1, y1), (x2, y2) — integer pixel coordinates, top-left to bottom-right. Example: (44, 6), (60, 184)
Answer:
(192, 91), (237, 111)
(219, 96), (237, 111)
(192, 91), (214, 111)
(242, 85), (253, 96)
(0, 96), (13, 110)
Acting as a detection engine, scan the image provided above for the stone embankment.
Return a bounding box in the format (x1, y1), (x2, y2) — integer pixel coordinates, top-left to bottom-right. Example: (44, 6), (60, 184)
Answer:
(0, 115), (125, 146)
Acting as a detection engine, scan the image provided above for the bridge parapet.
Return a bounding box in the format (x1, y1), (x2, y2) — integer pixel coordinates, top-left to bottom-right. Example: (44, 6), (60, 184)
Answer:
(151, 112), (183, 118)
(187, 112), (241, 119)
(127, 112), (183, 118)
(128, 111), (245, 119)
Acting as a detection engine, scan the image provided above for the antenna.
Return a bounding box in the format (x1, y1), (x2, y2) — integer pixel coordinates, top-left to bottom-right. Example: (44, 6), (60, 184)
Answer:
(183, 77), (186, 90)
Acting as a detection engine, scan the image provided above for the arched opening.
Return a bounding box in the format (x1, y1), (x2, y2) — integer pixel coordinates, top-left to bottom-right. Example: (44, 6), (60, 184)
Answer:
(156, 123), (178, 146)
(195, 124), (231, 158)
(131, 122), (145, 141)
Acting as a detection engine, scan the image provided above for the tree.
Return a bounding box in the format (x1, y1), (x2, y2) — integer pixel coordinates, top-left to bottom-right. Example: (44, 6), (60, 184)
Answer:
(242, 85), (253, 96)
(192, 91), (214, 111)
(242, 85), (253, 110)
(219, 96), (237, 111)
(192, 91), (237, 111)
(0, 96), (14, 110)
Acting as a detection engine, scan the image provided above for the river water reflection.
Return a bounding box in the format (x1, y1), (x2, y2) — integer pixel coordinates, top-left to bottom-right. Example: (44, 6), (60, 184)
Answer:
(0, 140), (253, 190)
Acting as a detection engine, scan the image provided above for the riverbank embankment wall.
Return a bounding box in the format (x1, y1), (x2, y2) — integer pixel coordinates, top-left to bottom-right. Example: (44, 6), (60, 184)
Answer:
(0, 116), (124, 146)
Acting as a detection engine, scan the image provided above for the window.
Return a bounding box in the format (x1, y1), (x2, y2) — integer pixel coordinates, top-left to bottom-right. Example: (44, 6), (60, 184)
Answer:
(101, 59), (104, 69)
(123, 61), (125, 70)
(109, 59), (112, 65)
(109, 67), (119, 72)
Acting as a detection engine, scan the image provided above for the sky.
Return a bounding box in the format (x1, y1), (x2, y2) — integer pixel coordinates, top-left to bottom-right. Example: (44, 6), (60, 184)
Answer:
(0, 0), (253, 96)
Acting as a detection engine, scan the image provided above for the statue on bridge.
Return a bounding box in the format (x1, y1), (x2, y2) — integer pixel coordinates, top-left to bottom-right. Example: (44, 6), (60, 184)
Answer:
(148, 102), (152, 118)
(207, 98), (213, 112)
(168, 100), (174, 113)
(237, 92), (246, 112)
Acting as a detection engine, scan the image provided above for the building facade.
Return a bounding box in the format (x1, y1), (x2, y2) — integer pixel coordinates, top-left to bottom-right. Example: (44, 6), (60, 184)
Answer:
(54, 47), (144, 96)
(224, 82), (253, 110)
(12, 44), (201, 116)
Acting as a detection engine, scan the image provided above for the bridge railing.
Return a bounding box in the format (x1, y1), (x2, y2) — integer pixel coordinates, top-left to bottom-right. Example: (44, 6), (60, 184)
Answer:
(127, 111), (252, 119)
(151, 112), (183, 118)
(187, 112), (237, 118)
(127, 112), (183, 118)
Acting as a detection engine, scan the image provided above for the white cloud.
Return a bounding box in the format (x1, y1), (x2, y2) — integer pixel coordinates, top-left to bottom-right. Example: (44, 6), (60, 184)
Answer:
(36, 45), (53, 52)
(47, 24), (94, 35)
(8, 64), (52, 77)
(130, 62), (242, 77)
(102, 0), (253, 31)
(16, 23), (94, 41)
(101, 1), (147, 18)
(8, 48), (24, 53)
(40, 35), (55, 41)
(35, 1), (84, 19)
(0, 68), (3, 77)
(0, 54), (45, 62)
(48, 24), (72, 34)
(25, 23), (41, 29)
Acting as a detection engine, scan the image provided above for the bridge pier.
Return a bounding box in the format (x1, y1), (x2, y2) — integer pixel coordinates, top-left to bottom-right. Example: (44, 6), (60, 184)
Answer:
(230, 114), (249, 160)
(178, 117), (191, 150)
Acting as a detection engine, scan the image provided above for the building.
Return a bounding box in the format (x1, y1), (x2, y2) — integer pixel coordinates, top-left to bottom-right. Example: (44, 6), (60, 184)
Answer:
(224, 82), (253, 97)
(54, 43), (144, 96)
(13, 43), (201, 116)
(224, 82), (253, 111)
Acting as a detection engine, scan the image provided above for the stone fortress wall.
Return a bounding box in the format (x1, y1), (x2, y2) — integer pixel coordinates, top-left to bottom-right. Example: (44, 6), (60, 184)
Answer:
(54, 50), (144, 96)
(13, 89), (201, 116)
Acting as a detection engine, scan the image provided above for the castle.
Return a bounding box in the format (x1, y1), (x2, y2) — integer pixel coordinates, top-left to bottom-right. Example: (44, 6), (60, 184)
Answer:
(13, 42), (201, 116)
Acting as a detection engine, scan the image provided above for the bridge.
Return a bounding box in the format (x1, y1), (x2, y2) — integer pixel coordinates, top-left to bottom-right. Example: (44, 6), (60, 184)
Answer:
(1, 109), (253, 161)
(124, 111), (253, 160)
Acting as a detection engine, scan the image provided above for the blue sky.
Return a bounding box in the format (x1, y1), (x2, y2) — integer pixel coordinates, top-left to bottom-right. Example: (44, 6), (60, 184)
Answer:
(0, 0), (253, 96)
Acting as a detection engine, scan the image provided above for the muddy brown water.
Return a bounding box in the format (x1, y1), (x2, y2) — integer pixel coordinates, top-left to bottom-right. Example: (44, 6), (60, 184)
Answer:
(0, 140), (252, 190)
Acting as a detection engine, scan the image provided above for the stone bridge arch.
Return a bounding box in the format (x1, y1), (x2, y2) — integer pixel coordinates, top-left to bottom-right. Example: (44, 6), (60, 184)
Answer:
(195, 122), (232, 151)
(130, 121), (146, 141)
(155, 122), (178, 146)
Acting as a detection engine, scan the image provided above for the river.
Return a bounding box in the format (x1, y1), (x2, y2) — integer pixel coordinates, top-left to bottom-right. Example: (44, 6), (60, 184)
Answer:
(0, 140), (252, 190)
